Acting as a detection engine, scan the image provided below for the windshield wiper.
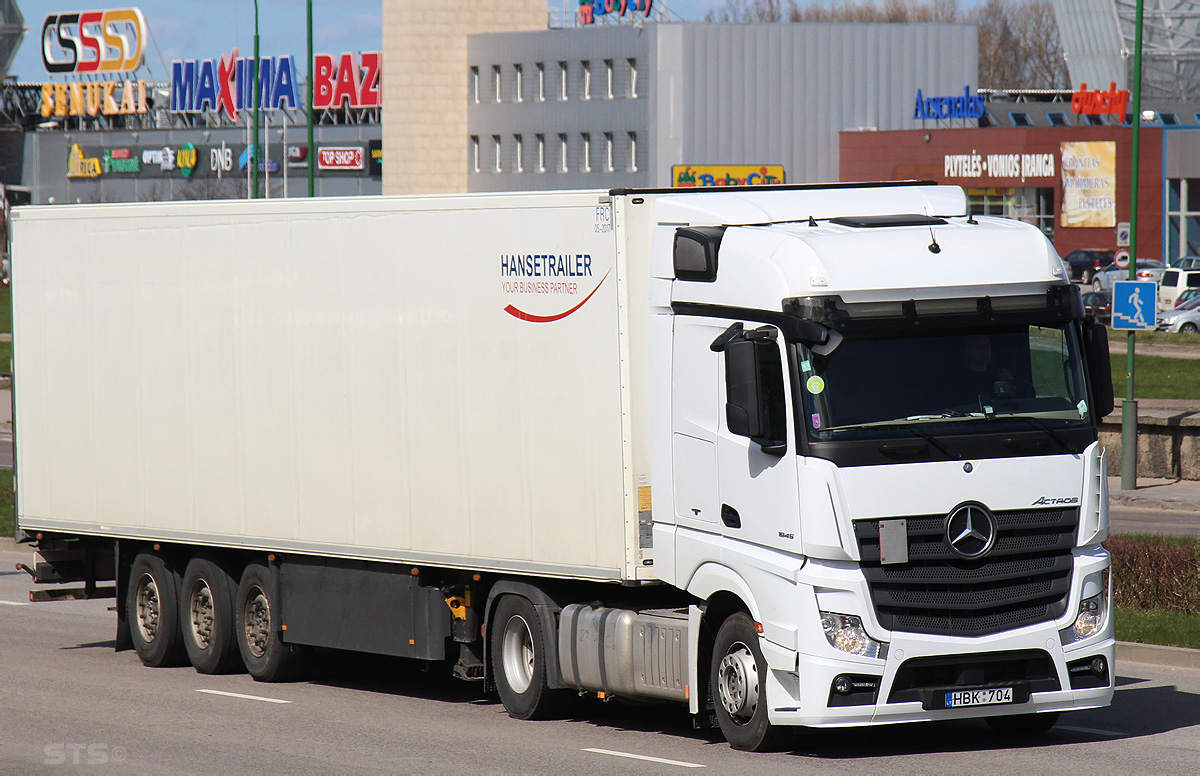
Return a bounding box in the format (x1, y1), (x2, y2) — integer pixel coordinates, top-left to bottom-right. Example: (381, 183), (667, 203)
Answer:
(998, 415), (1079, 454)
(898, 423), (960, 460)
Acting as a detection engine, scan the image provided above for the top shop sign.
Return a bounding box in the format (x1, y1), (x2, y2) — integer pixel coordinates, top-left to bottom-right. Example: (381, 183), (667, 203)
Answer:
(42, 8), (147, 74)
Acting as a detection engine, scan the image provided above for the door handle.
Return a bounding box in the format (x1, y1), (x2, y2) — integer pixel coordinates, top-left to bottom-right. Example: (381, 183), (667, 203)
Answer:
(721, 504), (741, 529)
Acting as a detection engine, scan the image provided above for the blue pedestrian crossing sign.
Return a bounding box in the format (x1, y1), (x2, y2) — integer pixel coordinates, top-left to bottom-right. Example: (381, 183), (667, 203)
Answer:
(1111, 280), (1157, 330)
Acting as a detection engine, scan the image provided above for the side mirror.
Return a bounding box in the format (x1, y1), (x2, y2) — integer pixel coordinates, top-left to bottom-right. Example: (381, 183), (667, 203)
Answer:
(724, 339), (763, 439)
(1082, 320), (1115, 419)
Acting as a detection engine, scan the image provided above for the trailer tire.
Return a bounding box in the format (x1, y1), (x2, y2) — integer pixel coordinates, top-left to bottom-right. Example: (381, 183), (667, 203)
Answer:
(986, 711), (1059, 735)
(711, 613), (787, 752)
(491, 595), (567, 720)
(181, 556), (241, 674)
(235, 562), (302, 682)
(127, 552), (187, 667)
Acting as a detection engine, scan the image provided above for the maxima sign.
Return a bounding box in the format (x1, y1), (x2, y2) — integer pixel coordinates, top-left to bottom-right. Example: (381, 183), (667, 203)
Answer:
(42, 8), (147, 74)
(171, 48), (300, 119)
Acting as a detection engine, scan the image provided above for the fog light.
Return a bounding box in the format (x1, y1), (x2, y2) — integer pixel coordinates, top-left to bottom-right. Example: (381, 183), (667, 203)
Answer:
(1060, 570), (1110, 645)
(820, 611), (887, 659)
(1091, 656), (1106, 676)
(833, 675), (854, 695)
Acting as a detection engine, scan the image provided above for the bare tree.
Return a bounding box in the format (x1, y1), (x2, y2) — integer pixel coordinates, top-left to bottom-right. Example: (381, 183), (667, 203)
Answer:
(705, 0), (785, 22)
(701, 0), (1068, 89)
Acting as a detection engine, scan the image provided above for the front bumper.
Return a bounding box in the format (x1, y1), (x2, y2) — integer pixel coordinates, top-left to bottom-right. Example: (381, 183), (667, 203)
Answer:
(762, 551), (1114, 728)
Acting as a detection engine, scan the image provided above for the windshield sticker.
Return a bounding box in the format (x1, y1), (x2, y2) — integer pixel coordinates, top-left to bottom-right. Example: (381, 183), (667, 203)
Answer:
(1077, 399), (1088, 417)
(801, 359), (812, 373)
(811, 413), (822, 429)
(806, 375), (826, 395)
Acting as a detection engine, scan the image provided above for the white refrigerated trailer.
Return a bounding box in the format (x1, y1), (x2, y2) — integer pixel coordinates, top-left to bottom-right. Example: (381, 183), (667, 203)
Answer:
(12, 183), (1116, 750)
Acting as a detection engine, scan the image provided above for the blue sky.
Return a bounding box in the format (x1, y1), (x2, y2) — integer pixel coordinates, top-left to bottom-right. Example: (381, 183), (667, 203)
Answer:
(10, 1), (725, 82)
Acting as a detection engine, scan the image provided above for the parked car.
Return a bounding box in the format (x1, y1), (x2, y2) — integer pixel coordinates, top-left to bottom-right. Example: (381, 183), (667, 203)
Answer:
(1169, 256), (1200, 270)
(1156, 297), (1200, 334)
(1159, 268), (1200, 309)
(1081, 290), (1112, 322)
(1177, 287), (1200, 308)
(1092, 259), (1166, 292)
(1063, 249), (1114, 284)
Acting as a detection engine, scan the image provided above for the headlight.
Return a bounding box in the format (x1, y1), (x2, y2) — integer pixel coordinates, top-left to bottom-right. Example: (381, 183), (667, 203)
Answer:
(1060, 570), (1110, 645)
(820, 611), (887, 659)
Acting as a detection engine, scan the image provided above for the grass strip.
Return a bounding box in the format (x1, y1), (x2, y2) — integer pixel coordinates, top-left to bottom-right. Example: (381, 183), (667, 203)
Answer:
(1109, 351), (1200, 400)
(0, 467), (11, 538)
(1116, 607), (1200, 650)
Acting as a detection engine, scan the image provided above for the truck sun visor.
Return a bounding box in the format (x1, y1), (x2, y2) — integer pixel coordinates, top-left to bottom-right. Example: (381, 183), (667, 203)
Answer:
(784, 285), (1084, 331)
(673, 226), (726, 282)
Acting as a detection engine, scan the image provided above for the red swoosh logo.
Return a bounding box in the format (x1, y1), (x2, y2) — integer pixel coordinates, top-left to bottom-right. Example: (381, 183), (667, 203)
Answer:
(504, 270), (611, 323)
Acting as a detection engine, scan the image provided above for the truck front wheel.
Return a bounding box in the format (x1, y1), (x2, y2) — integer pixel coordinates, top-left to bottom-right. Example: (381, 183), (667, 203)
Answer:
(181, 556), (241, 674)
(235, 562), (302, 681)
(711, 613), (787, 752)
(127, 552), (186, 667)
(490, 595), (566, 720)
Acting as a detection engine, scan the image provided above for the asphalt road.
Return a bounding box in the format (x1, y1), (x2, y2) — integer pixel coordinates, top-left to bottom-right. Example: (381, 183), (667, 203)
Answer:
(2, 545), (1198, 774)
(1110, 504), (1200, 538)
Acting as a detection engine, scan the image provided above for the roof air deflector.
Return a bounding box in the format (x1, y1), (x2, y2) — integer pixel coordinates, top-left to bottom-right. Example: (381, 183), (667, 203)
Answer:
(829, 214), (948, 229)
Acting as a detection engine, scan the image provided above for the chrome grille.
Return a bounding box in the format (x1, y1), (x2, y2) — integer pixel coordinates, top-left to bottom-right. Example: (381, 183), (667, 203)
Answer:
(854, 508), (1076, 637)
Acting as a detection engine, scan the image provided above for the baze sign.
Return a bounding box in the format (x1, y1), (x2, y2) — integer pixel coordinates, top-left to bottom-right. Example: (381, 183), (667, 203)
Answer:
(913, 86), (986, 120)
(312, 52), (381, 109)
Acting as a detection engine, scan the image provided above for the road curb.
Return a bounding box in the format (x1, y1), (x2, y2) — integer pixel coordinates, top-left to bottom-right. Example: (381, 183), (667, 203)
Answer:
(1118, 641), (1200, 669)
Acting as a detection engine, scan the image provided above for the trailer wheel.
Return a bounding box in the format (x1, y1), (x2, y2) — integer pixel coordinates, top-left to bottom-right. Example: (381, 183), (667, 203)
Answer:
(711, 613), (787, 752)
(986, 711), (1059, 735)
(181, 556), (241, 674)
(126, 552), (186, 667)
(235, 562), (301, 682)
(491, 595), (566, 720)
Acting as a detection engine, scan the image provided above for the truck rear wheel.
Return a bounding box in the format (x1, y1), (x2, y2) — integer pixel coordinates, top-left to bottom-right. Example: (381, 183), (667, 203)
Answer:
(491, 595), (567, 720)
(127, 552), (186, 667)
(235, 562), (302, 681)
(181, 556), (241, 674)
(711, 613), (787, 752)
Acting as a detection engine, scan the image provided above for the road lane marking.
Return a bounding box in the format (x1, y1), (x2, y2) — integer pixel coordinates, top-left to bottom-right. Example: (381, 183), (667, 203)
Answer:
(582, 748), (704, 768)
(1058, 725), (1126, 737)
(196, 689), (292, 704)
(0, 600), (30, 606)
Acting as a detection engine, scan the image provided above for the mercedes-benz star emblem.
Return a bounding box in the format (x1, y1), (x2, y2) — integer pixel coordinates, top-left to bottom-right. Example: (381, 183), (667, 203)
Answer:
(944, 503), (997, 559)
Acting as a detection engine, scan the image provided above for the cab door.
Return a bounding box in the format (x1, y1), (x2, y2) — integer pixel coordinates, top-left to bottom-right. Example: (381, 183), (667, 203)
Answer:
(712, 322), (802, 552)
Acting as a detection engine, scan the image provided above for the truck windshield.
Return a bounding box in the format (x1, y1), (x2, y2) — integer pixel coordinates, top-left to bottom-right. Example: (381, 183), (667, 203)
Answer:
(797, 323), (1093, 443)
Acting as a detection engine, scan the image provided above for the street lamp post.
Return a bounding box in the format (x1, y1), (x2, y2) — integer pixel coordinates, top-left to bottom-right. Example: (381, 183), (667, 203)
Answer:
(1121, 0), (1146, 489)
(307, 0), (315, 197)
(251, 0), (261, 199)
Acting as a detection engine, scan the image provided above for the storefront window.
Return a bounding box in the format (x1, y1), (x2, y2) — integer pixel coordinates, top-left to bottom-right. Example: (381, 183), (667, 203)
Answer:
(1166, 179), (1200, 261)
(967, 187), (1055, 241)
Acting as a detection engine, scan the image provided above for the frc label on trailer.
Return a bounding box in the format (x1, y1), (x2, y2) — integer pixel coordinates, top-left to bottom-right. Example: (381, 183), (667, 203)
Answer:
(500, 253), (608, 323)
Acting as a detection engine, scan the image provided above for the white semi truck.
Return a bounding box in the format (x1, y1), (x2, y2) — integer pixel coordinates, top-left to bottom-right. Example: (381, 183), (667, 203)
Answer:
(11, 183), (1115, 751)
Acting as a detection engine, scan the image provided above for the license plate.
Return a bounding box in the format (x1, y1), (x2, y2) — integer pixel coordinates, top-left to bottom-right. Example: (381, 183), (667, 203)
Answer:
(945, 687), (1014, 708)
